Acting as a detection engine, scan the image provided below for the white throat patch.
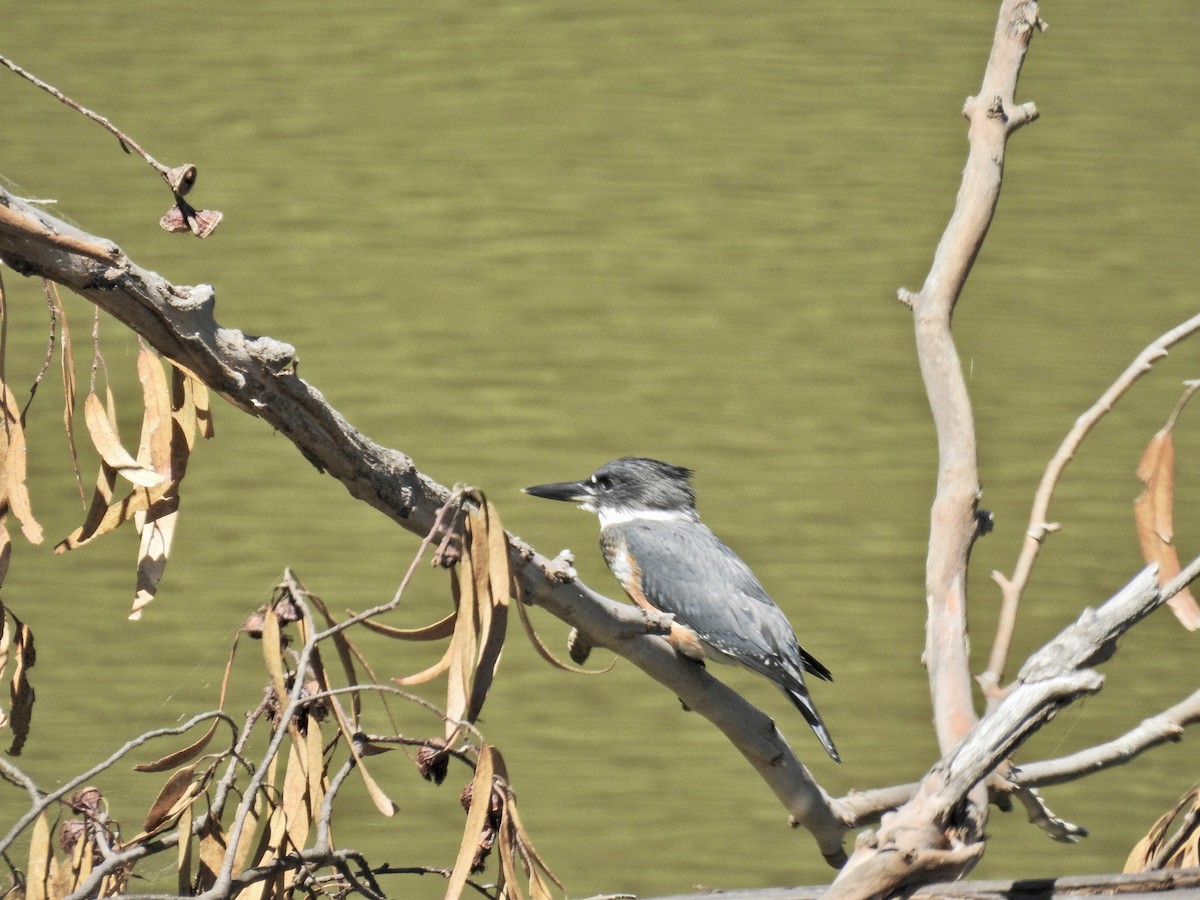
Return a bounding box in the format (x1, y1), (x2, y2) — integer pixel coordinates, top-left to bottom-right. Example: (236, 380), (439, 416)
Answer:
(596, 507), (695, 528)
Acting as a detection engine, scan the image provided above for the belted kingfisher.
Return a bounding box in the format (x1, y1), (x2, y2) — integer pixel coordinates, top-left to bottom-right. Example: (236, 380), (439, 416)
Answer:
(523, 456), (840, 762)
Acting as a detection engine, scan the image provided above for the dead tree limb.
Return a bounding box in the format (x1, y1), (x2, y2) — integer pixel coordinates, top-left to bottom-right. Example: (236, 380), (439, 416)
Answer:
(896, 0), (1043, 760)
(0, 186), (852, 863)
(822, 0), (1045, 893)
(826, 560), (1200, 899)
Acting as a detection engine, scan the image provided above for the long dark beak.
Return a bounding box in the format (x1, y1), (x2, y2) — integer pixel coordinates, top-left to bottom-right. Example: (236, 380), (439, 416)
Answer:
(521, 479), (595, 503)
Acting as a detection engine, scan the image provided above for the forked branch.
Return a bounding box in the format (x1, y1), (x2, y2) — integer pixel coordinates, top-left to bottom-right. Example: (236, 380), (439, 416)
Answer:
(827, 560), (1200, 900)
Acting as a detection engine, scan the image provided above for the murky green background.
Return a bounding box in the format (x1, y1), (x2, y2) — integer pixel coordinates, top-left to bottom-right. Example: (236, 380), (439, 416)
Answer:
(3, 2), (1199, 897)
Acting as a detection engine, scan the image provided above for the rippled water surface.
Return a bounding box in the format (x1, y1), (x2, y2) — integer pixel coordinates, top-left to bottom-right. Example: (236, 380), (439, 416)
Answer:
(3, 3), (1199, 897)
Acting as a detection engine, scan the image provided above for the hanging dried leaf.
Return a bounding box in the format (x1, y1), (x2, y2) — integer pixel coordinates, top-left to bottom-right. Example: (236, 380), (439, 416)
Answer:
(497, 797), (523, 900)
(503, 775), (565, 896)
(337, 718), (395, 816)
(54, 481), (172, 552)
(0, 513), (11, 590)
(125, 352), (201, 618)
(446, 746), (499, 900)
(131, 349), (174, 598)
(176, 799), (193, 895)
(466, 497), (510, 725)
(281, 574), (395, 817)
(1134, 428), (1200, 630)
(515, 595), (615, 675)
(82, 391), (164, 488)
(261, 608), (289, 705)
(166, 360), (215, 439)
(142, 764), (199, 834)
(358, 609), (457, 641)
(1136, 431), (1175, 546)
(230, 780), (271, 879)
(0, 603), (9, 732)
(194, 818), (226, 893)
(25, 812), (53, 900)
(129, 502), (179, 620)
(136, 347), (173, 478)
(238, 802), (285, 900)
(298, 582), (364, 724)
(193, 377), (214, 439)
(387, 492), (518, 740)
(1180, 840), (1200, 869)
(304, 710), (327, 813)
(445, 553), (477, 738)
(6, 614), (35, 755)
(45, 283), (84, 505)
(65, 825), (96, 896)
(437, 492), (515, 739)
(0, 384), (43, 544)
(68, 388), (119, 546)
(244, 802), (289, 900)
(529, 868), (557, 900)
(170, 365), (198, 455)
(304, 653), (383, 811)
(392, 642), (455, 686)
(280, 730), (315, 855)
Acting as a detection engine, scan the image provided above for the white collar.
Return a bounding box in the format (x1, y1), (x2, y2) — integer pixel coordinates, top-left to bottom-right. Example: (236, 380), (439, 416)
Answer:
(596, 506), (697, 528)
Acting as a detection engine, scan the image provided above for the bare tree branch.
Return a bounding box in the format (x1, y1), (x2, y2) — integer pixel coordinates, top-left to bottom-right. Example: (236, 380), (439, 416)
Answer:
(824, 1), (1046, 893)
(1015, 679), (1200, 790)
(898, 0), (1043, 761)
(0, 184), (851, 862)
(835, 676), (1200, 839)
(984, 312), (1200, 699)
(826, 559), (1199, 899)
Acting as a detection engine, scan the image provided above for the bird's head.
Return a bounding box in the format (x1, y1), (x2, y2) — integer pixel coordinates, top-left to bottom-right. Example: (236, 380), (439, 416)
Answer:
(523, 456), (697, 522)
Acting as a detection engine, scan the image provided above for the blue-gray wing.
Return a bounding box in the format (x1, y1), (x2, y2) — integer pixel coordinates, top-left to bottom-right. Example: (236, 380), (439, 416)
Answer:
(617, 519), (831, 684)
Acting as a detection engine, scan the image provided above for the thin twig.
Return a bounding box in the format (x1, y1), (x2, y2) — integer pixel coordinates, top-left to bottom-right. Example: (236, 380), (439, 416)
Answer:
(20, 282), (59, 422)
(0, 711), (235, 856)
(1164, 380), (1200, 433)
(0, 54), (169, 179)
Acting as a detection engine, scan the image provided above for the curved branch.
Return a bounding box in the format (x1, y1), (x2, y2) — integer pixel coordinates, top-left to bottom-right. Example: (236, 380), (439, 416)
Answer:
(0, 187), (850, 863)
(899, 0), (1042, 761)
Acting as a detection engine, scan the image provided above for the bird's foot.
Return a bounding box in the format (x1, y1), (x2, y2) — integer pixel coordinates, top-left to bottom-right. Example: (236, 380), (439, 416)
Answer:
(567, 627), (593, 664)
(640, 607), (675, 637)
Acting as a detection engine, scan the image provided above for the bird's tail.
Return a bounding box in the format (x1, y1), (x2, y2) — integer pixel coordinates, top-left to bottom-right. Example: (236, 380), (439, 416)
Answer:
(784, 685), (841, 763)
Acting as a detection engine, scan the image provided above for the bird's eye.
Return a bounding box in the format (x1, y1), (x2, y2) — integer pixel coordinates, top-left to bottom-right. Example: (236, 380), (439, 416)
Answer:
(593, 475), (613, 491)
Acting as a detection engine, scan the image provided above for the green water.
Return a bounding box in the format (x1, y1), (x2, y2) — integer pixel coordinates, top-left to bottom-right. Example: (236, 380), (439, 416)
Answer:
(3, 2), (1199, 897)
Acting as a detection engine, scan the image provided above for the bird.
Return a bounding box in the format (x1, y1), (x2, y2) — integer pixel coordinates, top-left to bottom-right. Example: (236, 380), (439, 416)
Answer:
(523, 456), (840, 762)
